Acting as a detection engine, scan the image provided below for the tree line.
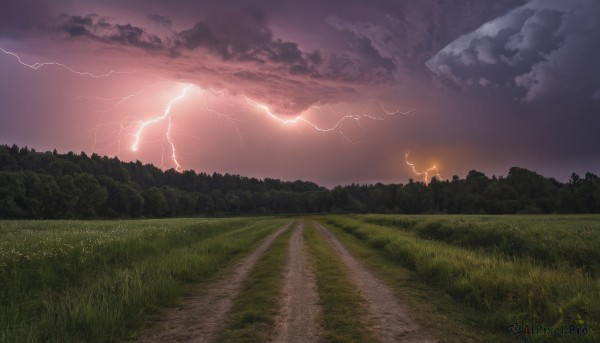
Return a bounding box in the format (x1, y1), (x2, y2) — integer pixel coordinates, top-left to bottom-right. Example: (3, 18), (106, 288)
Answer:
(0, 144), (599, 219)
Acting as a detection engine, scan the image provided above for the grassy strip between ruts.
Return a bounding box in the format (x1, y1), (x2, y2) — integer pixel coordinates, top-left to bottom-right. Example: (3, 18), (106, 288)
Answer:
(216, 223), (293, 342)
(322, 215), (599, 343)
(305, 221), (376, 343)
(0, 218), (286, 343)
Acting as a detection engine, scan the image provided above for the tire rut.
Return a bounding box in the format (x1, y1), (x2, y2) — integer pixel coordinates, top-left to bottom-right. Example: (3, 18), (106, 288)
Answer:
(274, 221), (323, 343)
(135, 221), (292, 343)
(315, 223), (437, 343)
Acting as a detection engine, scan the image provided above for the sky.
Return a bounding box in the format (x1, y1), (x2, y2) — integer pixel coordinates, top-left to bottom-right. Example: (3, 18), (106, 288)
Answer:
(1, 0), (599, 187)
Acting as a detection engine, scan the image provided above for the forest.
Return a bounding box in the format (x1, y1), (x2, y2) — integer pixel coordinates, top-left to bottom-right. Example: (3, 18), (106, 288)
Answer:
(1, 144), (599, 218)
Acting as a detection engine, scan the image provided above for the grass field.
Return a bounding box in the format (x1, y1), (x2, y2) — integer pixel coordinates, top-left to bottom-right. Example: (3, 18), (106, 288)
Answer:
(359, 214), (600, 276)
(1, 215), (598, 342)
(0, 217), (286, 342)
(322, 214), (600, 342)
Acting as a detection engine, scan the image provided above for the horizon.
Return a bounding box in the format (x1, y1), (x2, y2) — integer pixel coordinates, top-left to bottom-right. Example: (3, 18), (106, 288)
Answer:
(1, 0), (599, 187)
(5, 143), (593, 191)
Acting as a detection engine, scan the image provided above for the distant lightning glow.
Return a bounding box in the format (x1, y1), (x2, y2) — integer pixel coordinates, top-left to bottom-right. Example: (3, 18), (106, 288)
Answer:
(131, 84), (194, 171)
(0, 47), (134, 77)
(405, 151), (442, 184)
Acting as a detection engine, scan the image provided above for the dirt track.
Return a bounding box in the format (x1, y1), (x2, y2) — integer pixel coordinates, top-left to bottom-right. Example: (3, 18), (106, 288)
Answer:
(315, 223), (436, 343)
(135, 222), (292, 343)
(274, 222), (323, 343)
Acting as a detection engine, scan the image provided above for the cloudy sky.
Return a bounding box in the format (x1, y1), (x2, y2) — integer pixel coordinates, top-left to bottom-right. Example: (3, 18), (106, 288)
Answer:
(1, 0), (599, 186)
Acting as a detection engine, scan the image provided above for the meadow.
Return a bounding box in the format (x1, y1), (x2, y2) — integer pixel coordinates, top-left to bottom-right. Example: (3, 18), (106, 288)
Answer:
(1, 215), (598, 342)
(323, 214), (600, 341)
(0, 217), (286, 342)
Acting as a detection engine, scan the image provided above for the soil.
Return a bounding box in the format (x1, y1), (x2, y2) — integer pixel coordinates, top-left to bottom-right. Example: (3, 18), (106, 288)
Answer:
(273, 222), (323, 343)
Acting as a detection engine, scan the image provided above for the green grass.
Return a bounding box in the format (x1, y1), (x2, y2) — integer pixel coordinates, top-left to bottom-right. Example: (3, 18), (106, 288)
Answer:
(0, 217), (286, 342)
(305, 222), (376, 343)
(359, 214), (600, 276)
(317, 219), (497, 342)
(217, 223), (293, 342)
(4, 215), (597, 342)
(322, 215), (599, 342)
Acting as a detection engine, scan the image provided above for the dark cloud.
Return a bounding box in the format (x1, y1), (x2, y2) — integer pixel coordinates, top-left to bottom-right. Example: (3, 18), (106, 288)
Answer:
(60, 14), (96, 37)
(428, 0), (600, 104)
(516, 1), (600, 102)
(0, 0), (528, 115)
(109, 24), (164, 50)
(177, 22), (220, 51)
(165, 1), (528, 113)
(181, 8), (272, 53)
(326, 0), (526, 76)
(175, 8), (310, 69)
(327, 16), (400, 74)
(16, 0), (591, 116)
(270, 41), (303, 64)
(59, 14), (166, 51)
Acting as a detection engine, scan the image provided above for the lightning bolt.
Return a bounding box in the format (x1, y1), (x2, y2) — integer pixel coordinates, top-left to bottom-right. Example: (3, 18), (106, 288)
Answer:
(83, 81), (244, 169)
(244, 96), (416, 134)
(405, 151), (442, 184)
(1, 47), (135, 77)
(131, 83), (194, 171)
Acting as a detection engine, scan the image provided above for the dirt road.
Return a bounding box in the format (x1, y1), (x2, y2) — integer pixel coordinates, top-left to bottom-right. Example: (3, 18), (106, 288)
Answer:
(135, 222), (292, 343)
(315, 223), (436, 343)
(274, 222), (323, 343)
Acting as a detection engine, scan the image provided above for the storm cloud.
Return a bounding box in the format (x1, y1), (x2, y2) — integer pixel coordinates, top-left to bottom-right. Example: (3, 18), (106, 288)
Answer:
(428, 0), (600, 104)
(1, 0), (529, 115)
